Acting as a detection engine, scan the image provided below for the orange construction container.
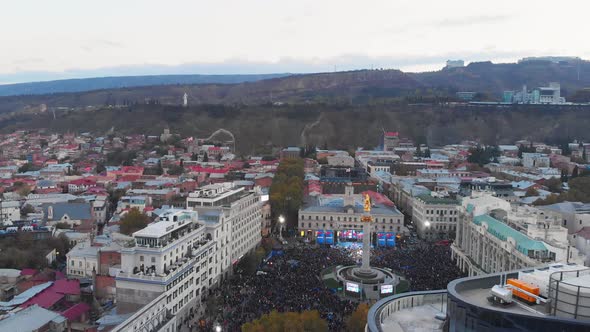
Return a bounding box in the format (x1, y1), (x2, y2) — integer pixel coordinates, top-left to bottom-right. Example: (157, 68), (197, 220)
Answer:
(507, 278), (540, 304)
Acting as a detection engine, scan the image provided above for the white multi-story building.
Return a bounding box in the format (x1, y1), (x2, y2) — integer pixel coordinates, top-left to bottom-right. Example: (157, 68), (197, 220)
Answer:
(109, 292), (176, 332)
(186, 183), (262, 273)
(0, 200), (21, 226)
(412, 194), (459, 240)
(538, 202), (590, 235)
(116, 209), (216, 326)
(92, 196), (108, 224)
(452, 194), (583, 277)
(114, 184), (262, 330)
(327, 155), (355, 167)
(522, 152), (550, 168)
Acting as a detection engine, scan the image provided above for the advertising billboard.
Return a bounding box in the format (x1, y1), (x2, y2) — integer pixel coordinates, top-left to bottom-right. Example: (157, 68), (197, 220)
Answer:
(325, 230), (334, 245)
(377, 232), (386, 247)
(386, 232), (396, 247)
(316, 231), (325, 244)
(380, 284), (394, 294)
(346, 282), (360, 293)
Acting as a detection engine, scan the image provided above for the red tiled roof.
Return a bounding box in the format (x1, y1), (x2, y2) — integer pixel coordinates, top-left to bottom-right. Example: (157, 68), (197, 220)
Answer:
(384, 132), (399, 137)
(576, 227), (590, 240)
(188, 166), (229, 174)
(61, 302), (91, 321)
(20, 290), (64, 309)
(118, 174), (141, 182)
(361, 190), (395, 207)
(69, 178), (97, 186)
(52, 279), (81, 295)
(21, 268), (38, 276)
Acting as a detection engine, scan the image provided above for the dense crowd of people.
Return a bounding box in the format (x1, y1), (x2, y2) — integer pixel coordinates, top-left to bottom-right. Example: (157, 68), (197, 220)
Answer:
(202, 246), (357, 331)
(372, 243), (466, 291)
(197, 240), (465, 331)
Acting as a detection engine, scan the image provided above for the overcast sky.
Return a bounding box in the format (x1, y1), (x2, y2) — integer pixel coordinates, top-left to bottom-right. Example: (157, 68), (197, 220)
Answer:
(1, 0), (588, 83)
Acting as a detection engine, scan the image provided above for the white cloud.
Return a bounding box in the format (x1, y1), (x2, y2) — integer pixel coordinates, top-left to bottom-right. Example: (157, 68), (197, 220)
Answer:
(0, 0), (588, 82)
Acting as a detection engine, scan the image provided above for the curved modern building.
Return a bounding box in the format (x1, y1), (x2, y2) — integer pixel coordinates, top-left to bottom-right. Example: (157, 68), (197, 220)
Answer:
(367, 264), (590, 332)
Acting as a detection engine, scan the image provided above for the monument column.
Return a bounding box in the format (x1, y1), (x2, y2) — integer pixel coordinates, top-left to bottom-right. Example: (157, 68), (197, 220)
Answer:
(361, 217), (372, 272)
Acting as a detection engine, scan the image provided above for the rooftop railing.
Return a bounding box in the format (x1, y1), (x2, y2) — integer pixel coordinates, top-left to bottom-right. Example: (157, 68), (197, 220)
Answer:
(366, 290), (447, 332)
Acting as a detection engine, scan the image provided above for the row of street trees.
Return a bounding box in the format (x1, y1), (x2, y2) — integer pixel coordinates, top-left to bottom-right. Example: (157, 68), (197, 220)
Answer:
(241, 304), (369, 332)
(269, 158), (304, 230)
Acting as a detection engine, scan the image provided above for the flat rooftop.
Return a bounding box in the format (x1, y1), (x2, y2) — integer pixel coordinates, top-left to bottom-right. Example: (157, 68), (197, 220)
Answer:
(458, 287), (548, 317)
(381, 302), (446, 332)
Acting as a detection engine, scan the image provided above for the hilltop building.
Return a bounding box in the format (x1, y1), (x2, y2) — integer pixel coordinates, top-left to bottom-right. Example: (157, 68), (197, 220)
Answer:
(445, 60), (465, 68)
(504, 83), (566, 104)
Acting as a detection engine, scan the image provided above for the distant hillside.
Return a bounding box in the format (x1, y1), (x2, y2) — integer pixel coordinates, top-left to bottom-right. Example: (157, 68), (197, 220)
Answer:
(0, 73), (291, 97)
(2, 104), (590, 154)
(410, 60), (590, 97)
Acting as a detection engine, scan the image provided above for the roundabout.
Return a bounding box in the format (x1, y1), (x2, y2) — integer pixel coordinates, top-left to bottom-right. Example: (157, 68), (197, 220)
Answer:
(329, 193), (403, 300)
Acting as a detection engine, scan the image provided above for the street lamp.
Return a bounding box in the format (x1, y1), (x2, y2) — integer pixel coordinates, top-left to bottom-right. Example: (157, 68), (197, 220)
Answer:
(278, 215), (285, 241)
(215, 324), (222, 332)
(424, 221), (431, 241)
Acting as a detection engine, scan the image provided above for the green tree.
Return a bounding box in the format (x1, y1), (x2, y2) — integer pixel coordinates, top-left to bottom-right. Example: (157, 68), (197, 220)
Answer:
(242, 310), (328, 332)
(561, 169), (569, 183)
(96, 162), (106, 174)
(346, 303), (370, 332)
(468, 145), (500, 166)
(14, 182), (32, 197)
(21, 204), (35, 216)
(518, 144), (536, 158)
(269, 158), (304, 229)
(572, 166), (579, 178)
(167, 164), (184, 175)
(544, 177), (563, 193)
(202, 152), (209, 162)
(415, 145), (422, 157)
(155, 160), (164, 175)
(120, 208), (150, 235)
(525, 187), (539, 197)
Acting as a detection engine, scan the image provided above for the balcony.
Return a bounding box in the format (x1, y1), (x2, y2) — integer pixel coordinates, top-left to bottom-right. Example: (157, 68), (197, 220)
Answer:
(130, 224), (203, 250)
(118, 239), (212, 284)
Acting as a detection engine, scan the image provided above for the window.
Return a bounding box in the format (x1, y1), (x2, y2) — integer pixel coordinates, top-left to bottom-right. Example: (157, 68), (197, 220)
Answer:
(151, 257), (156, 263)
(140, 256), (144, 262)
